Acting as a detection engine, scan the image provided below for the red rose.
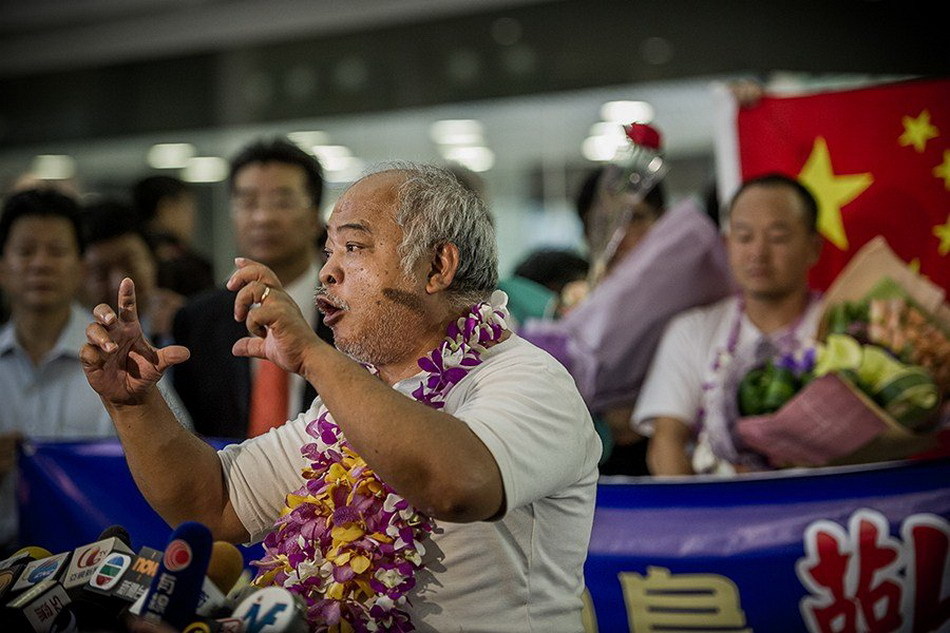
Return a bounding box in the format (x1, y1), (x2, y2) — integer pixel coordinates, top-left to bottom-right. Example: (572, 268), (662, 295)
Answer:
(623, 122), (662, 150)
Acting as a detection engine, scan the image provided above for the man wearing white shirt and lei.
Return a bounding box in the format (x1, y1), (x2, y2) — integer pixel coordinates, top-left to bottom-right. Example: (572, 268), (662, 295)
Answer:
(81, 163), (601, 632)
(633, 173), (825, 476)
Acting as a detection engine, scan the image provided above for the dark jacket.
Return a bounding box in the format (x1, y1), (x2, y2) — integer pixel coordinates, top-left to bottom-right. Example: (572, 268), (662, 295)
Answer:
(171, 287), (333, 439)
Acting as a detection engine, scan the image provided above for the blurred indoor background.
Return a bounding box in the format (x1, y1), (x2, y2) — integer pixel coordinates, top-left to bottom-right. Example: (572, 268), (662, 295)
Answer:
(0, 0), (942, 277)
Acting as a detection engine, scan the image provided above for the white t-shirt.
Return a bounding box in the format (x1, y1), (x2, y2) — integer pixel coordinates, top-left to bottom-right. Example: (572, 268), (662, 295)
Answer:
(219, 334), (602, 633)
(633, 295), (823, 470)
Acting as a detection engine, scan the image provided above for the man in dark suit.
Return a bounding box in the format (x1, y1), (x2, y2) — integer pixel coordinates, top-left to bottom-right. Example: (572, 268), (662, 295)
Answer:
(172, 137), (332, 439)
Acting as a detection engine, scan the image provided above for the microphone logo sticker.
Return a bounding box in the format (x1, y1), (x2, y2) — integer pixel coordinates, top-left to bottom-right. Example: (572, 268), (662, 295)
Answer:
(28, 558), (61, 583)
(92, 553), (132, 590)
(77, 544), (105, 569)
(163, 539), (193, 572)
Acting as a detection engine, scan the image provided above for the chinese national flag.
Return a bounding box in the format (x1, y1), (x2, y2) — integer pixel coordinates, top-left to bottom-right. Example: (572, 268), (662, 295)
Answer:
(732, 78), (950, 295)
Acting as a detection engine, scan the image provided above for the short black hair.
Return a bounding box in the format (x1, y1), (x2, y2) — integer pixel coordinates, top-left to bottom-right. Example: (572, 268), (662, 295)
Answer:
(132, 175), (191, 224)
(0, 188), (85, 255)
(81, 198), (148, 247)
(514, 248), (589, 294)
(727, 173), (819, 233)
(228, 137), (324, 208)
(575, 166), (666, 232)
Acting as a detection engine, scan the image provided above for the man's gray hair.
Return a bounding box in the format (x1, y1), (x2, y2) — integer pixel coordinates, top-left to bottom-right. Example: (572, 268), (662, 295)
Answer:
(365, 162), (498, 308)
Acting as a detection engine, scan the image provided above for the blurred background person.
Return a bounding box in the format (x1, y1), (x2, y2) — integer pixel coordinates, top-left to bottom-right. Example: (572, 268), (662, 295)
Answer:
(132, 174), (216, 298)
(1, 175), (84, 325)
(521, 123), (734, 475)
(0, 188), (114, 555)
(633, 173), (823, 476)
(80, 197), (194, 428)
(499, 247), (589, 326)
(81, 197), (184, 345)
(171, 137), (333, 440)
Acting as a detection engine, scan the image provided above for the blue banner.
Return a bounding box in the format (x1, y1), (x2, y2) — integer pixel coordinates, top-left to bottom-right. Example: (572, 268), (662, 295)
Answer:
(16, 438), (263, 568)
(587, 461), (950, 633)
(16, 440), (950, 632)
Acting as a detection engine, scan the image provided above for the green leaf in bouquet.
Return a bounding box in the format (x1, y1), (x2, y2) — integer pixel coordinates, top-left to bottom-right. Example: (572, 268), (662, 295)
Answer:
(738, 366), (770, 416)
(869, 365), (940, 430)
(846, 299), (870, 325)
(760, 365), (798, 413)
(863, 276), (912, 301)
(826, 303), (851, 335)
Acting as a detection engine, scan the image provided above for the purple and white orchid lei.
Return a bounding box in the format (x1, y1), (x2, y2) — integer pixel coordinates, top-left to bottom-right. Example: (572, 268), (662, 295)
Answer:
(251, 297), (510, 632)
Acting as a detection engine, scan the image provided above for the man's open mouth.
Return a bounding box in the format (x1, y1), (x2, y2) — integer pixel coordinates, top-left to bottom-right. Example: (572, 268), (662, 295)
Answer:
(316, 296), (345, 325)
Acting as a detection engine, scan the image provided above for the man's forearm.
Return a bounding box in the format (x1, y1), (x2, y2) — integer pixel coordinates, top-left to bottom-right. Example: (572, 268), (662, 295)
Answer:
(104, 387), (247, 541)
(647, 417), (695, 476)
(647, 441), (694, 476)
(301, 344), (504, 523)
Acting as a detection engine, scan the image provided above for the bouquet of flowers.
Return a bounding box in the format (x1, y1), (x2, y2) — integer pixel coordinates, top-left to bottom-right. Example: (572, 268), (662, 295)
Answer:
(734, 237), (949, 468)
(585, 122), (669, 285)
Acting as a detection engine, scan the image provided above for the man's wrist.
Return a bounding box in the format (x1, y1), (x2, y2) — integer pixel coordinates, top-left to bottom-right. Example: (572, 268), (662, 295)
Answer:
(103, 384), (165, 413)
(300, 339), (334, 387)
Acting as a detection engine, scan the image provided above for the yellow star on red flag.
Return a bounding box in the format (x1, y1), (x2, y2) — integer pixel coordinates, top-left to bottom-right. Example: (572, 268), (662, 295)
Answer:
(933, 150), (950, 190)
(899, 110), (939, 153)
(934, 213), (950, 256)
(798, 137), (873, 250)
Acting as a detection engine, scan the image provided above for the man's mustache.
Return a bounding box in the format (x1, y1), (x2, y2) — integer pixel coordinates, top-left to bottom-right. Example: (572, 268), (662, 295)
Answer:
(314, 286), (349, 310)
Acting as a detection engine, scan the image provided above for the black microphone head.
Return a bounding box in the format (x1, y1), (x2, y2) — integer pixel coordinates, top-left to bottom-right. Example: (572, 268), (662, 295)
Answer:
(97, 525), (132, 549)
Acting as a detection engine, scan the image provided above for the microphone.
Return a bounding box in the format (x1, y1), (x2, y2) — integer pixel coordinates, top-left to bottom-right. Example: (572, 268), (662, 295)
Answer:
(195, 541), (244, 617)
(231, 586), (309, 633)
(207, 542), (244, 597)
(0, 561), (27, 603)
(195, 541), (245, 618)
(60, 526), (138, 631)
(9, 550), (71, 595)
(0, 545), (54, 569)
(79, 541), (164, 626)
(61, 527), (135, 593)
(139, 521), (213, 630)
(3, 529), (137, 633)
(2, 578), (73, 632)
(0, 546), (52, 603)
(97, 525), (133, 550)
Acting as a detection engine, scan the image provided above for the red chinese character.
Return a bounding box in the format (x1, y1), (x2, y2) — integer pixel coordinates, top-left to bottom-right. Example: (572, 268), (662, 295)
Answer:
(903, 515), (950, 633)
(854, 518), (901, 632)
(798, 511), (903, 633)
(802, 526), (858, 632)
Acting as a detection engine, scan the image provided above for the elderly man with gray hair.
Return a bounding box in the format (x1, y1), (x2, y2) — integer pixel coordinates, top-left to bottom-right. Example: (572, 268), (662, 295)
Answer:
(81, 163), (601, 632)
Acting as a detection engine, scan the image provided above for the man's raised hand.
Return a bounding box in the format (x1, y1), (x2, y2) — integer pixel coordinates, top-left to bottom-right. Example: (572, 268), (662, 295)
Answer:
(80, 277), (190, 406)
(227, 257), (321, 376)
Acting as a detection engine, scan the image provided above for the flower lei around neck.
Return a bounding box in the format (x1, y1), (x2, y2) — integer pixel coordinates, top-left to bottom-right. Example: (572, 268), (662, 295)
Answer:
(252, 297), (510, 632)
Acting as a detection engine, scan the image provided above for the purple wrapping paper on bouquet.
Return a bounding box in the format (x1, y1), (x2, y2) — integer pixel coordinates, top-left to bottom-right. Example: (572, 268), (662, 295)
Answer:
(736, 373), (936, 468)
(521, 199), (734, 411)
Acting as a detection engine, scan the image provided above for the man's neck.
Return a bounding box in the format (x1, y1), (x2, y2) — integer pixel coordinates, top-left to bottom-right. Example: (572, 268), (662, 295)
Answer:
(374, 306), (468, 387)
(13, 304), (72, 365)
(743, 288), (813, 335)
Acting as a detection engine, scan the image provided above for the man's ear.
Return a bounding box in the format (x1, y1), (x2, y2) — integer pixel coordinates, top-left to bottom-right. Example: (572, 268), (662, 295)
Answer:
(426, 242), (460, 294)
